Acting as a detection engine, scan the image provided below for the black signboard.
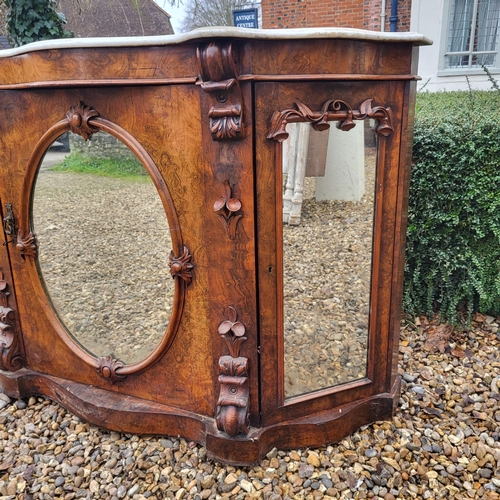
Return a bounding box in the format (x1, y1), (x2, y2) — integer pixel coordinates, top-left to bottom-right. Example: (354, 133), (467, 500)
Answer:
(233, 8), (259, 29)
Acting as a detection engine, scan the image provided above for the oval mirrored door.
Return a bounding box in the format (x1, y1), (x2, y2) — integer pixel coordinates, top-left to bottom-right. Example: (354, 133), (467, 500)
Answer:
(32, 132), (174, 365)
(282, 120), (375, 399)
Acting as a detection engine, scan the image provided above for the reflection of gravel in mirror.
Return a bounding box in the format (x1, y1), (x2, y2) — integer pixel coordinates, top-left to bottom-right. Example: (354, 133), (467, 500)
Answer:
(284, 150), (376, 399)
(33, 171), (174, 366)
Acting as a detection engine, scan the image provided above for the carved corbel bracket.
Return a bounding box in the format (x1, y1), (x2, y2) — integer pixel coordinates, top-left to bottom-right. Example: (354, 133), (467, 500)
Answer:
(213, 181), (243, 240)
(0, 271), (24, 372)
(65, 102), (99, 141)
(96, 355), (126, 383)
(197, 42), (244, 141)
(216, 306), (250, 436)
(268, 98), (393, 142)
(169, 246), (194, 286)
(216, 355), (249, 436)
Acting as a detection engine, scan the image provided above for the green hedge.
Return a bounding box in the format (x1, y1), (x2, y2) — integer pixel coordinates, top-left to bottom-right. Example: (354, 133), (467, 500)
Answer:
(403, 89), (500, 324)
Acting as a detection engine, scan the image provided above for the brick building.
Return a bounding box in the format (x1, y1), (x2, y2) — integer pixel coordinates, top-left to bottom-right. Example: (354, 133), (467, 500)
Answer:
(262, 0), (412, 32)
(261, 0), (500, 92)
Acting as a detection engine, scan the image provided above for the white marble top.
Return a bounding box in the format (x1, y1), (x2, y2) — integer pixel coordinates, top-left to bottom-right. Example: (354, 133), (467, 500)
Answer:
(0, 27), (432, 58)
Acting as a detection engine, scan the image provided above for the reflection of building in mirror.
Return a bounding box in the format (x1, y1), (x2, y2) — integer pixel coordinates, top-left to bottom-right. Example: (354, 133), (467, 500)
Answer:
(282, 122), (376, 399)
(70, 131), (138, 161)
(282, 121), (371, 225)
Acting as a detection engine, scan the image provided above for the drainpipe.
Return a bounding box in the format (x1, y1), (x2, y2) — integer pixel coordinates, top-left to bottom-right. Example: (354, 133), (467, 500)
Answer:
(381, 0), (387, 32)
(390, 0), (398, 32)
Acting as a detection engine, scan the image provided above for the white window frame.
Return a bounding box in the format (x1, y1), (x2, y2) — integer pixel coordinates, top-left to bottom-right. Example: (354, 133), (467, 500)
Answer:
(438, 0), (500, 76)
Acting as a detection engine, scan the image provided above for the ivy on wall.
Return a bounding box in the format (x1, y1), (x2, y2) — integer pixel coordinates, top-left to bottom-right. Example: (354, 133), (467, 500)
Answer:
(4, 0), (73, 46)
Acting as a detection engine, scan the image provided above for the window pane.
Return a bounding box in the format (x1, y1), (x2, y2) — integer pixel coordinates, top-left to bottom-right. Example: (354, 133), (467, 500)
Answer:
(447, 0), (500, 68)
(475, 0), (500, 54)
(448, 0), (475, 53)
(473, 52), (497, 66)
(446, 54), (471, 68)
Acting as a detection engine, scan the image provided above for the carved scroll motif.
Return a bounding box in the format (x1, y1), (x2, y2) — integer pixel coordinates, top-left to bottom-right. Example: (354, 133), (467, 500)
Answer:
(65, 102), (99, 141)
(268, 99), (394, 142)
(169, 246), (193, 286)
(213, 181), (243, 240)
(197, 42), (244, 141)
(0, 271), (24, 372)
(16, 231), (37, 260)
(96, 355), (126, 383)
(216, 306), (249, 436)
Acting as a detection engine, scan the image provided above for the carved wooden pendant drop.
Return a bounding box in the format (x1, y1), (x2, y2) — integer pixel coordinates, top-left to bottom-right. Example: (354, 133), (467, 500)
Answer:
(216, 306), (250, 436)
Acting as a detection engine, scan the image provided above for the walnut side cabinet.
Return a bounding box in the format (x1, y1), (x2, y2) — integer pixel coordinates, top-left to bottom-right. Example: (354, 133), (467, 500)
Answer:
(0, 28), (430, 464)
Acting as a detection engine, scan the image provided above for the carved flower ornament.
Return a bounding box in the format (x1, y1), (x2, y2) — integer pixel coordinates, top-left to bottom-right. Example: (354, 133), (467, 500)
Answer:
(96, 355), (125, 382)
(218, 306), (247, 358)
(213, 181), (242, 239)
(169, 246), (193, 286)
(65, 102), (99, 141)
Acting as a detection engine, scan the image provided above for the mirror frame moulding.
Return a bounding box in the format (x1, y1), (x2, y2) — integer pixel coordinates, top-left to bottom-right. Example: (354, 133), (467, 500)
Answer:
(267, 97), (394, 407)
(17, 104), (188, 382)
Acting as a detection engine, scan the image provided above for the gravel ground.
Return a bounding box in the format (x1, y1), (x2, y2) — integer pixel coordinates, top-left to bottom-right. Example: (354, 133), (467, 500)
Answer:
(32, 170), (174, 366)
(283, 150), (375, 398)
(1, 162), (499, 499)
(1, 318), (499, 500)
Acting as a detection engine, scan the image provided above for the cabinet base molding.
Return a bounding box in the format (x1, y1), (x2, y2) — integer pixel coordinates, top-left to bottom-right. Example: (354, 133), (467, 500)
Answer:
(0, 368), (400, 465)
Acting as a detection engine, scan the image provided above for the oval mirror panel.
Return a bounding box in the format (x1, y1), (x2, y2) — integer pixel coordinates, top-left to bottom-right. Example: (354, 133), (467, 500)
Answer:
(32, 131), (174, 366)
(282, 120), (375, 399)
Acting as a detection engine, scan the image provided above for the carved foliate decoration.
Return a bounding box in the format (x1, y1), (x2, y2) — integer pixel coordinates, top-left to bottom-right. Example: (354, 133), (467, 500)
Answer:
(197, 42), (244, 141)
(268, 98), (393, 142)
(16, 231), (37, 260)
(169, 246), (193, 286)
(213, 181), (243, 240)
(96, 355), (126, 382)
(209, 106), (242, 141)
(216, 306), (249, 436)
(0, 270), (24, 372)
(65, 102), (99, 141)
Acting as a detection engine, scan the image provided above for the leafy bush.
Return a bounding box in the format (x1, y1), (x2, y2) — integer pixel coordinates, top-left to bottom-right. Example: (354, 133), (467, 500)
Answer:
(404, 89), (500, 324)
